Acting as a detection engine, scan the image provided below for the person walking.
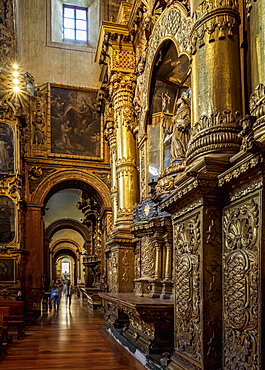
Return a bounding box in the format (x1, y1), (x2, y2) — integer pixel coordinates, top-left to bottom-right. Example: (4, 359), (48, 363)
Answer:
(63, 280), (73, 308)
(51, 283), (61, 311)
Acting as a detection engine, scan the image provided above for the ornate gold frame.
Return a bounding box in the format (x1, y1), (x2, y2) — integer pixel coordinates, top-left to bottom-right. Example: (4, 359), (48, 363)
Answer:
(47, 83), (104, 161)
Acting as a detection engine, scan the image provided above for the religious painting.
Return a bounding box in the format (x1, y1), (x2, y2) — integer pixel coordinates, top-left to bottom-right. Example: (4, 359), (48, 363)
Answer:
(0, 196), (15, 245)
(0, 123), (14, 174)
(0, 258), (15, 283)
(50, 86), (101, 158)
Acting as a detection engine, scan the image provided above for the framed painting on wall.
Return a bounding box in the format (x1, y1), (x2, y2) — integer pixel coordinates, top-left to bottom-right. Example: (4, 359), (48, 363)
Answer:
(0, 123), (14, 174)
(49, 85), (102, 159)
(0, 196), (15, 245)
(0, 258), (15, 283)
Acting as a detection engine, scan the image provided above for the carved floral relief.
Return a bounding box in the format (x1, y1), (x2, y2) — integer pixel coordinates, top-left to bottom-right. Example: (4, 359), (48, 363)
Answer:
(108, 250), (119, 293)
(141, 236), (156, 278)
(223, 198), (260, 369)
(174, 213), (202, 363)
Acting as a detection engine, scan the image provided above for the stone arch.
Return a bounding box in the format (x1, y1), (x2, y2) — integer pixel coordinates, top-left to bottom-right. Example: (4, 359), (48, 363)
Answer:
(139, 3), (191, 133)
(31, 169), (111, 209)
(45, 219), (91, 243)
(51, 239), (81, 256)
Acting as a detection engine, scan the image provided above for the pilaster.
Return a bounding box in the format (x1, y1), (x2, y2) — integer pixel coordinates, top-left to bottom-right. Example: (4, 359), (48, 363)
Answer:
(25, 204), (44, 308)
(218, 148), (265, 369)
(162, 160), (225, 370)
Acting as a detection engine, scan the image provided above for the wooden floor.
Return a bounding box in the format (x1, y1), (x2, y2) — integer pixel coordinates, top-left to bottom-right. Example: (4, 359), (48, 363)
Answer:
(0, 296), (147, 370)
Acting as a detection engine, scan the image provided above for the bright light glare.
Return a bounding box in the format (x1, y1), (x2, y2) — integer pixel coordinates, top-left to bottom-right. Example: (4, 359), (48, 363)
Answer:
(13, 71), (19, 77)
(13, 78), (19, 85)
(13, 63), (19, 70)
(13, 85), (20, 93)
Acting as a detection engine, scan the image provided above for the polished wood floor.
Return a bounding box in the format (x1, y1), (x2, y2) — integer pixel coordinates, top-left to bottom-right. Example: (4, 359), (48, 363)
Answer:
(0, 296), (147, 370)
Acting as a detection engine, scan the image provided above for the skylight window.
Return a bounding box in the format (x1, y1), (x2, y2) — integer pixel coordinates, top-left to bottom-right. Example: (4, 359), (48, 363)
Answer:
(63, 5), (88, 42)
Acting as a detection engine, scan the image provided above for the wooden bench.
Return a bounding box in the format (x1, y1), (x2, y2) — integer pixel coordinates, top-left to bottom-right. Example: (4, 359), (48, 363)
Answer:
(0, 313), (7, 360)
(0, 307), (9, 344)
(0, 301), (24, 339)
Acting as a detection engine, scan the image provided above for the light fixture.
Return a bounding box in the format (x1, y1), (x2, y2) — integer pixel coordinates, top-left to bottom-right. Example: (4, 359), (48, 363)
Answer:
(13, 85), (20, 93)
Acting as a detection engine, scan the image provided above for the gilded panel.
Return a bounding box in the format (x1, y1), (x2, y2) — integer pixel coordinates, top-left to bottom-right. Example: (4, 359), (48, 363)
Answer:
(223, 196), (260, 369)
(141, 235), (156, 278)
(108, 250), (119, 293)
(173, 212), (202, 363)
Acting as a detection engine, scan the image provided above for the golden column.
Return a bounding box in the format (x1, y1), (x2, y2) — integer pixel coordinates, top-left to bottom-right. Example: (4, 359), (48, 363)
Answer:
(95, 6), (137, 292)
(247, 0), (265, 141)
(109, 72), (138, 232)
(106, 73), (137, 293)
(187, 0), (242, 166)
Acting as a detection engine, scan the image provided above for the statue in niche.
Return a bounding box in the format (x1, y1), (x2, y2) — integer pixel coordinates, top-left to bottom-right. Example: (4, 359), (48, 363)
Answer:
(33, 115), (45, 147)
(133, 60), (145, 112)
(162, 90), (191, 163)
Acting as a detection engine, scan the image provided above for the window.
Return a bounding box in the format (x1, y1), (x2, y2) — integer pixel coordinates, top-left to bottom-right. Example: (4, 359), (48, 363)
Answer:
(63, 5), (88, 42)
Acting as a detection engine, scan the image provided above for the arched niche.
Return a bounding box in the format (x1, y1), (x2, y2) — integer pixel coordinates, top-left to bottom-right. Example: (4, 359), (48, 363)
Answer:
(136, 4), (191, 198)
(146, 39), (191, 183)
(138, 3), (191, 135)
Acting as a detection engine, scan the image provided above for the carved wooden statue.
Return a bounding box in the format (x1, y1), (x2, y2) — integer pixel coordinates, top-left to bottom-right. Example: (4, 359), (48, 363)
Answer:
(163, 91), (191, 162)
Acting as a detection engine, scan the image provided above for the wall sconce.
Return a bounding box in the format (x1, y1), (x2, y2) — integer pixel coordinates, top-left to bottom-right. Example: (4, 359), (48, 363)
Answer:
(0, 62), (35, 111)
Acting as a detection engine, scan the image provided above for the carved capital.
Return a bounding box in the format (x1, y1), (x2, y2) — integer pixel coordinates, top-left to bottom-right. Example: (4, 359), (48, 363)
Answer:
(187, 110), (242, 165)
(110, 73), (136, 97)
(191, 11), (238, 54)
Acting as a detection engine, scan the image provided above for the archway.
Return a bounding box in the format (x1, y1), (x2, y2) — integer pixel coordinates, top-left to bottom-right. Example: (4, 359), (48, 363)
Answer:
(40, 176), (111, 291)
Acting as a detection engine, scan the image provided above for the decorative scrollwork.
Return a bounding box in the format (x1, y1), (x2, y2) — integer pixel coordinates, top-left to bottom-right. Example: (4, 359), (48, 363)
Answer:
(174, 213), (202, 362)
(224, 199), (258, 252)
(223, 198), (259, 368)
(141, 236), (155, 277)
